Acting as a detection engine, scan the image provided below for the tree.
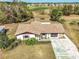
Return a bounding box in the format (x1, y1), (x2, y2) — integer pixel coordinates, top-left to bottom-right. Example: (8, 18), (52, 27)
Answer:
(74, 5), (79, 15)
(0, 10), (6, 24)
(0, 3), (33, 24)
(62, 5), (73, 16)
(0, 33), (9, 49)
(50, 9), (62, 21)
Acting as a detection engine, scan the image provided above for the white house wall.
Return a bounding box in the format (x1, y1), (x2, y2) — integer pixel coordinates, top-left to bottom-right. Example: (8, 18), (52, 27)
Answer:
(17, 35), (24, 40)
(46, 33), (51, 39)
(16, 33), (65, 41)
(58, 33), (64, 37)
(16, 34), (35, 40)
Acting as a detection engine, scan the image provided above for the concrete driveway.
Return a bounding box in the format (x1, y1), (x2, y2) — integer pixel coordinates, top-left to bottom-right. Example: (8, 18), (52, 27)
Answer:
(50, 34), (79, 59)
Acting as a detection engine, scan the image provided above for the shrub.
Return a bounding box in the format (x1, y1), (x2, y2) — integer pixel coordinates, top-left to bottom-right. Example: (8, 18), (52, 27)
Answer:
(8, 39), (21, 50)
(0, 34), (21, 50)
(69, 21), (76, 25)
(76, 21), (79, 25)
(8, 38), (16, 45)
(74, 5), (79, 15)
(24, 38), (38, 45)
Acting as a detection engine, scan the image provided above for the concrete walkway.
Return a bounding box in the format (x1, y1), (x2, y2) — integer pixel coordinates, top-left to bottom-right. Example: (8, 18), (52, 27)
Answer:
(50, 35), (79, 59)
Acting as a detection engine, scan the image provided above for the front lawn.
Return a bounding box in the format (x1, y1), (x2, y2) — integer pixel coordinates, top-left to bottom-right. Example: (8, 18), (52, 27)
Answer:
(3, 43), (55, 59)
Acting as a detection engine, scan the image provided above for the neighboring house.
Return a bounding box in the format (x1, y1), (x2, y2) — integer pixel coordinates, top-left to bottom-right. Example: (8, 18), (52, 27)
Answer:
(0, 26), (5, 33)
(15, 21), (65, 41)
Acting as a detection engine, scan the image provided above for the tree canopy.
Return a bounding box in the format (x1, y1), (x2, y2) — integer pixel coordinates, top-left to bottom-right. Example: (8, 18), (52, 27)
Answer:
(50, 9), (62, 21)
(0, 33), (9, 49)
(0, 2), (33, 24)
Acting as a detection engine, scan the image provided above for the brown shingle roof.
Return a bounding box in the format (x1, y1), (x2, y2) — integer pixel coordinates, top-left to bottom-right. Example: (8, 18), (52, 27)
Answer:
(15, 21), (65, 35)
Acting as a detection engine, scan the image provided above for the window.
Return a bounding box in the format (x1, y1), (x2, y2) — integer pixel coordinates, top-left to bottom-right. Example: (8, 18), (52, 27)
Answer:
(42, 33), (46, 35)
(41, 33), (47, 39)
(23, 35), (29, 38)
(51, 33), (58, 37)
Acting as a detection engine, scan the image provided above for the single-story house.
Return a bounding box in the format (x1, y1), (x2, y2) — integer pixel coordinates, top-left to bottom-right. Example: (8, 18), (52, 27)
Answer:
(0, 26), (5, 33)
(15, 21), (65, 41)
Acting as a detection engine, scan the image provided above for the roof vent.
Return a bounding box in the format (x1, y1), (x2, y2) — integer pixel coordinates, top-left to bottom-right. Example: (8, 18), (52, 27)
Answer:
(41, 22), (51, 24)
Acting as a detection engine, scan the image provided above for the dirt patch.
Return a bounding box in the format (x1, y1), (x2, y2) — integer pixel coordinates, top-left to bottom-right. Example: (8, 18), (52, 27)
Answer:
(61, 15), (79, 20)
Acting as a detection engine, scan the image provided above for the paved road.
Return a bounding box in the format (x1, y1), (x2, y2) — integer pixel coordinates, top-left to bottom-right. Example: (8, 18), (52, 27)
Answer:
(50, 35), (79, 59)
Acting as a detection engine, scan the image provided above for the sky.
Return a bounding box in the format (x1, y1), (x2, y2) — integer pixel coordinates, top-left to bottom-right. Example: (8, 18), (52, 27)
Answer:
(0, 0), (79, 3)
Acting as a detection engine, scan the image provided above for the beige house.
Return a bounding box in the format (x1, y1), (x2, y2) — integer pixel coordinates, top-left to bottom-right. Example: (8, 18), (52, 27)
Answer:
(15, 21), (65, 41)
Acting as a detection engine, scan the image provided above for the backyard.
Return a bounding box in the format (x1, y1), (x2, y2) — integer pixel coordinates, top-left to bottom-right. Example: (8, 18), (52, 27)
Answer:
(3, 43), (56, 59)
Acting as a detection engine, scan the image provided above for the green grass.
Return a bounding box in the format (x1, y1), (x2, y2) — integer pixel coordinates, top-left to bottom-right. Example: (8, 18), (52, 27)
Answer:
(3, 43), (56, 59)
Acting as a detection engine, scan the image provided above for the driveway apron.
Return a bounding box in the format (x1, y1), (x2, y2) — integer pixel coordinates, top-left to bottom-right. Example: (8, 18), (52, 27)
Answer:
(50, 35), (79, 59)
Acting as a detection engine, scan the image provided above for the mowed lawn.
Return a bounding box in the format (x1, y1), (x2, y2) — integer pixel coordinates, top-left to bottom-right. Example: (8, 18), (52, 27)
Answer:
(3, 43), (56, 59)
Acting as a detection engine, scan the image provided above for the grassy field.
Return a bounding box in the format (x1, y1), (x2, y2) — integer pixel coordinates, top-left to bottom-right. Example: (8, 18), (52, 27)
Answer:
(63, 18), (79, 50)
(3, 43), (56, 59)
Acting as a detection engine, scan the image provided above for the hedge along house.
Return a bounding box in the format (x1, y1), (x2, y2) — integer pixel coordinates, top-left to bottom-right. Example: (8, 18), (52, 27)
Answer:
(15, 21), (65, 41)
(25, 0), (79, 7)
